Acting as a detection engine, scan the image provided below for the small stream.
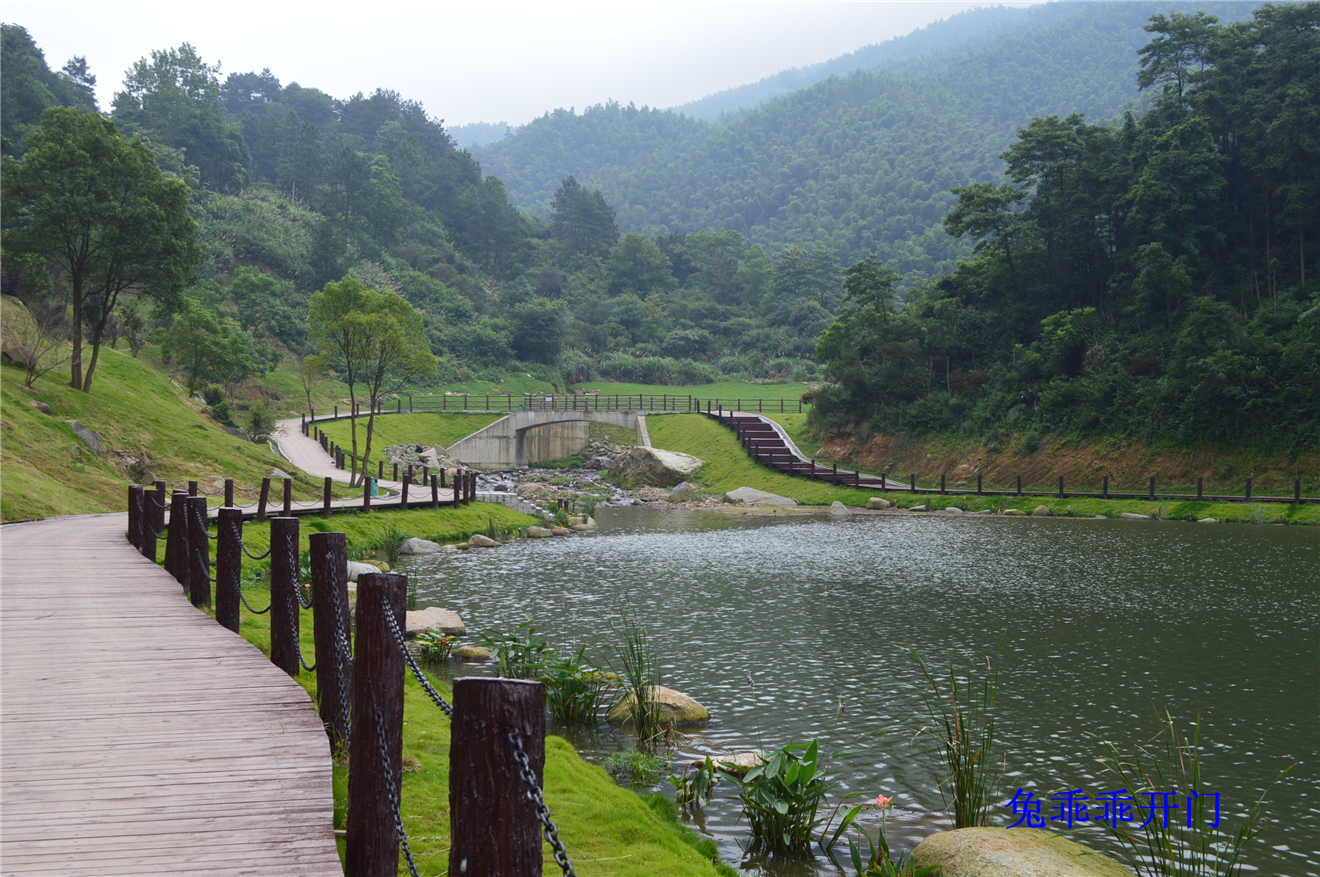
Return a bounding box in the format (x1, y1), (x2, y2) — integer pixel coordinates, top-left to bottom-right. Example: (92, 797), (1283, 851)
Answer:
(399, 507), (1319, 876)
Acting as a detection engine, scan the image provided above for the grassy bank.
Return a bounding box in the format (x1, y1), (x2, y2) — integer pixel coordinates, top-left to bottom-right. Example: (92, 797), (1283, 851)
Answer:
(0, 340), (336, 522)
(648, 415), (1319, 523)
(185, 505), (731, 877)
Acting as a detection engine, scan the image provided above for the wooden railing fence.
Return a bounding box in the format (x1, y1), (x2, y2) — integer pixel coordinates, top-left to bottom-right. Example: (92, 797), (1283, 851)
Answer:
(125, 485), (563, 877)
(301, 392), (804, 423)
(711, 410), (1310, 505)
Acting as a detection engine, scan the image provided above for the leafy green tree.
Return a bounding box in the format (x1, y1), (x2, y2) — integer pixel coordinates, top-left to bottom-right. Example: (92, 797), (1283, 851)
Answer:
(2, 107), (198, 392)
(1, 24), (97, 156)
(112, 44), (249, 191)
(162, 299), (255, 395)
(550, 176), (618, 260)
(605, 233), (674, 295)
(510, 297), (570, 363)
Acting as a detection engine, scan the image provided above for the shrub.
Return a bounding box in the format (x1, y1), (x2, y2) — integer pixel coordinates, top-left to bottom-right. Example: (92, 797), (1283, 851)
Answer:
(543, 644), (610, 725)
(737, 740), (833, 853)
(482, 616), (552, 679)
(605, 748), (663, 785)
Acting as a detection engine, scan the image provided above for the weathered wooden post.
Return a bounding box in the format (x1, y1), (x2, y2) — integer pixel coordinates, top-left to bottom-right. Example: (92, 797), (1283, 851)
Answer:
(154, 481), (167, 536)
(378, 460), (384, 481)
(186, 496), (211, 609)
(1058, 476), (1065, 499)
(832, 462), (838, 483)
(346, 572), (407, 877)
(165, 490), (189, 586)
(1016, 475), (1022, 496)
(269, 517), (300, 677)
(1148, 476), (1156, 501)
(977, 473), (983, 496)
(1197, 476), (1203, 500)
(310, 532), (353, 749)
(401, 468), (411, 511)
(257, 478), (271, 522)
(940, 474), (946, 495)
(393, 462), (399, 483)
(188, 480), (199, 497)
(283, 477), (292, 516)
(323, 477), (333, 517)
(1245, 478), (1252, 501)
(910, 473), (917, 493)
(216, 508), (243, 633)
(449, 677), (548, 877)
(1103, 475), (1109, 500)
(468, 470), (477, 505)
(127, 484), (143, 549)
(1296, 478), (1302, 504)
(431, 475), (439, 509)
(225, 478), (234, 508)
(363, 476), (372, 514)
(440, 468), (447, 490)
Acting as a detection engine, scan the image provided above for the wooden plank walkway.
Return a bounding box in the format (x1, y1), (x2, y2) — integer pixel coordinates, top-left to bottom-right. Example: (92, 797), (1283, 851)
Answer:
(1, 512), (342, 876)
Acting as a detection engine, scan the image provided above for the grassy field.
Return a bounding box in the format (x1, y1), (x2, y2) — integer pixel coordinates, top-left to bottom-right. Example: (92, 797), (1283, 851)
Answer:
(647, 415), (1319, 523)
(186, 505), (733, 877)
(572, 378), (813, 403)
(0, 335), (338, 522)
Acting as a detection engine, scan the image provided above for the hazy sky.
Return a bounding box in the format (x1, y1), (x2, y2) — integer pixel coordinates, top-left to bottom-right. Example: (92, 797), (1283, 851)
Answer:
(7, 1), (1041, 128)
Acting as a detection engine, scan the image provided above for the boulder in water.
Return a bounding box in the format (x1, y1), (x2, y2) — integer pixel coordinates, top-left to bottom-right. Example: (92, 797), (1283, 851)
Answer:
(606, 686), (710, 726)
(913, 827), (1135, 877)
(608, 446), (704, 488)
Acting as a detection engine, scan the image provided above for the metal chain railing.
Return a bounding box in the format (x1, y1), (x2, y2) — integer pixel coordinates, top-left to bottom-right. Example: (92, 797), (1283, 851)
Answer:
(375, 708), (421, 877)
(329, 569), (352, 744)
(222, 515), (271, 613)
(506, 727), (577, 877)
(283, 566), (315, 673)
(384, 608), (452, 718)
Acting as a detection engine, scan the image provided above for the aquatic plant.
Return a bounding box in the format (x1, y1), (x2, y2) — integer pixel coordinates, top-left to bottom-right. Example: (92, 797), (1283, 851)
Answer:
(737, 739), (834, 854)
(670, 756), (719, 808)
(414, 630), (454, 662)
(605, 748), (663, 784)
(611, 608), (662, 747)
(1248, 503), (1266, 525)
(1095, 710), (1292, 877)
(482, 616), (553, 679)
(910, 636), (1005, 829)
(843, 795), (940, 876)
(543, 643), (610, 725)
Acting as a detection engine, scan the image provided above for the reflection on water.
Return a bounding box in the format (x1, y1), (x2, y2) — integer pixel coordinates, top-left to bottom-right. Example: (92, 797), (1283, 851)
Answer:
(403, 508), (1320, 876)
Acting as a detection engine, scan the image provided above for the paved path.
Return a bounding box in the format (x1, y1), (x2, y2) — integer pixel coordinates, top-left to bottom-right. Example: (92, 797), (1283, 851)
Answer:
(0, 513), (342, 876)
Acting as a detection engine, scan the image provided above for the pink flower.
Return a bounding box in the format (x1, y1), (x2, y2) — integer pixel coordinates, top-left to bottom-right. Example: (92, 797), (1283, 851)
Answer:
(875, 794), (893, 808)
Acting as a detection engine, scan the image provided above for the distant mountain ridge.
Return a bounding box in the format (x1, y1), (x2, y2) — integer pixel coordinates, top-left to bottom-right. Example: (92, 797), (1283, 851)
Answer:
(473, 1), (1261, 277)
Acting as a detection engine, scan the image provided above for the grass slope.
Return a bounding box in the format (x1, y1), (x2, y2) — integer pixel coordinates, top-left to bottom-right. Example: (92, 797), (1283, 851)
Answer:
(648, 414), (1319, 523)
(187, 506), (729, 877)
(1, 344), (332, 522)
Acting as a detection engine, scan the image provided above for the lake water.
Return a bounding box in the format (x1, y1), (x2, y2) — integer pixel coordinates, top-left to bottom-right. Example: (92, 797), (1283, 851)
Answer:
(400, 507), (1319, 876)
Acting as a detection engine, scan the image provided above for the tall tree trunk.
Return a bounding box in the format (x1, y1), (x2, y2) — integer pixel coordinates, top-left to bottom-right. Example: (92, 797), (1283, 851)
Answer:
(348, 390), (360, 486)
(70, 274), (84, 390)
(361, 406), (377, 488)
(81, 290), (118, 393)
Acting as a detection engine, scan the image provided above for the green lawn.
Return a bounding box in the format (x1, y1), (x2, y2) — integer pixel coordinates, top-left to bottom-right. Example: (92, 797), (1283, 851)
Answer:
(189, 505), (732, 877)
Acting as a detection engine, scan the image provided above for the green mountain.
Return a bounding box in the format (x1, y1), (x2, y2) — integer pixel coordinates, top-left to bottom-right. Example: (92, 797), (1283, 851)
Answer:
(474, 2), (1260, 277)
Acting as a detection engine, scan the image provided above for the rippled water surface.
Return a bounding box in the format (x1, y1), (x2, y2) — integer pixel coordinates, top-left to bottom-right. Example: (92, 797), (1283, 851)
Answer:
(401, 509), (1319, 876)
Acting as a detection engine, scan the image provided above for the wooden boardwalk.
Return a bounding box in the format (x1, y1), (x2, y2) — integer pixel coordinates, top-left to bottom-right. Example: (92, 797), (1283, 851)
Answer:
(1, 513), (342, 876)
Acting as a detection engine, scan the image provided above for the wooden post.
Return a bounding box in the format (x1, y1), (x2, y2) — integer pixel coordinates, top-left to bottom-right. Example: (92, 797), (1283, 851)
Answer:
(1058, 476), (1065, 499)
(186, 496), (211, 609)
(378, 460), (384, 480)
(283, 478), (292, 516)
(323, 477), (333, 517)
(1016, 476), (1022, 496)
(140, 489), (159, 564)
(1103, 475), (1109, 500)
(422, 465), (429, 485)
(393, 462), (399, 483)
(363, 476), (372, 514)
(154, 481), (167, 536)
(452, 471), (461, 508)
(225, 478), (234, 508)
(165, 490), (189, 586)
(940, 474), (946, 495)
(127, 485), (143, 548)
(910, 473), (917, 493)
(257, 478), (271, 522)
(977, 474), (983, 496)
(188, 480), (198, 497)
(448, 677), (547, 877)
(431, 474), (439, 509)
(1197, 476), (1203, 500)
(1245, 478), (1252, 501)
(440, 468), (447, 490)
(832, 462), (838, 483)
(1149, 476), (1156, 501)
(1296, 478), (1302, 505)
(401, 469), (410, 511)
(269, 517), (300, 678)
(310, 532), (353, 749)
(346, 572), (407, 877)
(335, 405), (338, 418)
(216, 508), (243, 633)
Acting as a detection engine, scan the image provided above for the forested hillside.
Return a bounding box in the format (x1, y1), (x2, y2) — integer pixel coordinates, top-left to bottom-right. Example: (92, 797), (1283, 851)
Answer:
(476, 1), (1259, 277)
(814, 5), (1319, 448)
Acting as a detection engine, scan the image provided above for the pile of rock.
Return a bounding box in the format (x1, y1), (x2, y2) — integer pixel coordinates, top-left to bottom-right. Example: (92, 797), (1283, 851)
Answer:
(381, 444), (462, 476)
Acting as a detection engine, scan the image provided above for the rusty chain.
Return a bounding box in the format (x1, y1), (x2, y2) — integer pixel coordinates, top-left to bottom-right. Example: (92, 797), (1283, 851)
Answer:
(374, 708), (420, 877)
(384, 608), (452, 718)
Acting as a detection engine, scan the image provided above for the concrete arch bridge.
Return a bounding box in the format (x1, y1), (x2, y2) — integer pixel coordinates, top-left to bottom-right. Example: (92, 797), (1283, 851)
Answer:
(447, 409), (653, 469)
